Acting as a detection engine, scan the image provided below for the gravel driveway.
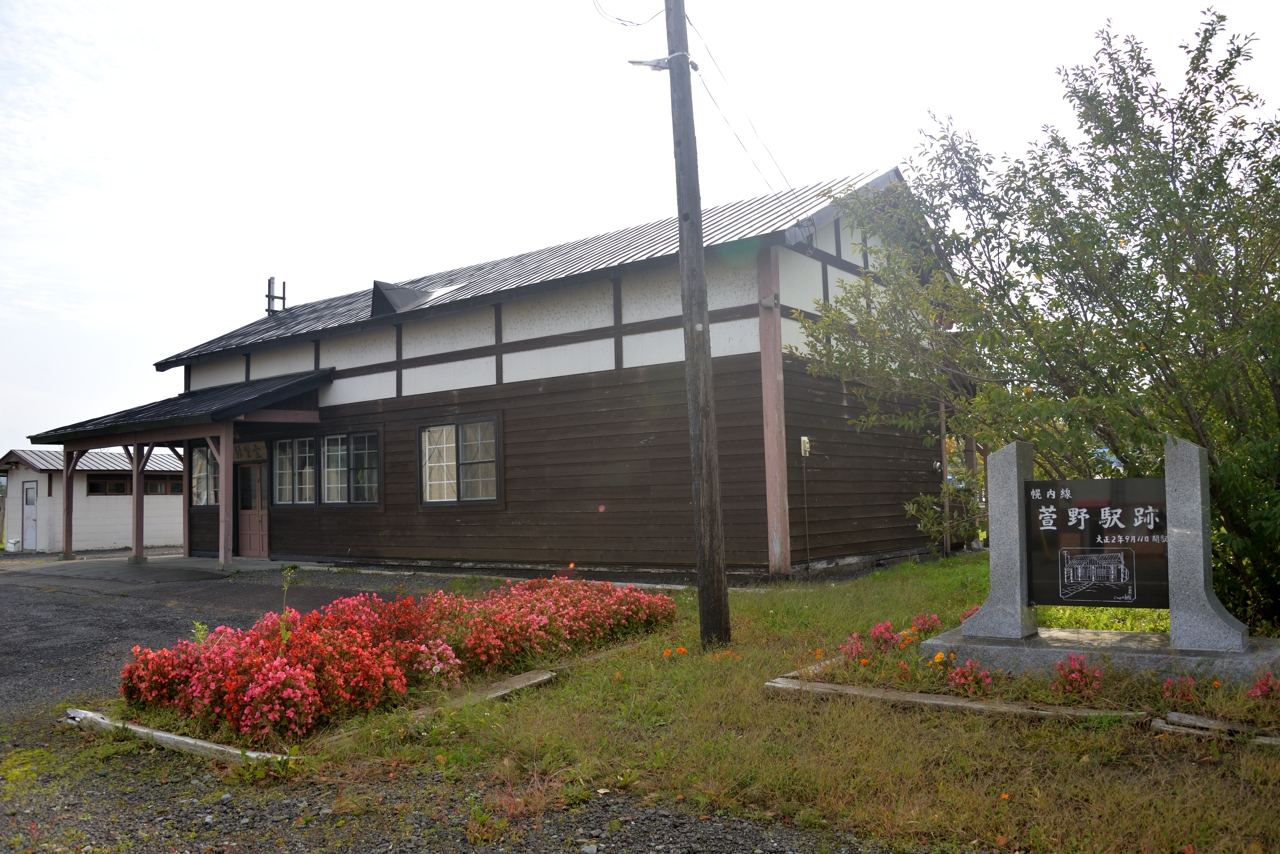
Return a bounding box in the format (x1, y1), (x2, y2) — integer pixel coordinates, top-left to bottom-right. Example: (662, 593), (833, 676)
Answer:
(0, 557), (880, 854)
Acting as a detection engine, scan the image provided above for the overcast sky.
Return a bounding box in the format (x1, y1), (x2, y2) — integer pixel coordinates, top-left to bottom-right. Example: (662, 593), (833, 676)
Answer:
(1, 0), (1277, 455)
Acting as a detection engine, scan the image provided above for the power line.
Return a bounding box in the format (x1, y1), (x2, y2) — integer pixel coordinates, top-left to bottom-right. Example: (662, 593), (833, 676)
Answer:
(694, 71), (774, 192)
(592, 0), (662, 27)
(685, 14), (792, 190)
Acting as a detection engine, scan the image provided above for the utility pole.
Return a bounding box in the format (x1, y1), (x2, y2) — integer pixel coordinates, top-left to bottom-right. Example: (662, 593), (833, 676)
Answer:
(662, 0), (730, 646)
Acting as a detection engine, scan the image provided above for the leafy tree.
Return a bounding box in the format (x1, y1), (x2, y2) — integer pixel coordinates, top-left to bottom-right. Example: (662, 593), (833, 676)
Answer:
(799, 12), (1280, 630)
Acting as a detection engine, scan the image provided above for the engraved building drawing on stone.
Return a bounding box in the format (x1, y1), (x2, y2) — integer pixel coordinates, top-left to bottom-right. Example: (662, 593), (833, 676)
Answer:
(1058, 548), (1137, 602)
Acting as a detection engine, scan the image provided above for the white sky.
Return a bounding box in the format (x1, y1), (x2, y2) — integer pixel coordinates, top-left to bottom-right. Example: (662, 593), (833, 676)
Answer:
(1, 0), (1277, 455)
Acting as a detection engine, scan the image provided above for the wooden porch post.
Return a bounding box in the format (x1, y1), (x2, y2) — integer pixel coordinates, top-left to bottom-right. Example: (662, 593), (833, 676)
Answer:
(60, 450), (84, 560)
(217, 422), (235, 567)
(126, 443), (154, 564)
(177, 442), (190, 557)
(758, 245), (791, 575)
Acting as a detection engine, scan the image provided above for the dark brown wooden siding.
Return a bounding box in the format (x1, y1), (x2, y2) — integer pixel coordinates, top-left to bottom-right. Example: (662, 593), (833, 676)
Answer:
(783, 358), (936, 562)
(252, 353), (769, 567)
(190, 507), (218, 555)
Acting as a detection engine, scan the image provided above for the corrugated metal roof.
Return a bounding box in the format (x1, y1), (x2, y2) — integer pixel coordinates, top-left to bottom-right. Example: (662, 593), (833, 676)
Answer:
(29, 370), (333, 445)
(1, 449), (182, 473)
(156, 175), (881, 369)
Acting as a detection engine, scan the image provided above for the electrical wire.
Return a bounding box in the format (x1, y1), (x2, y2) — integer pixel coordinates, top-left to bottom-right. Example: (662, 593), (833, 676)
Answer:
(694, 71), (775, 192)
(592, 0), (662, 27)
(685, 14), (792, 190)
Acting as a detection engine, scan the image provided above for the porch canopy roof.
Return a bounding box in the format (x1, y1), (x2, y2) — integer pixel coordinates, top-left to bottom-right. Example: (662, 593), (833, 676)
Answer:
(28, 370), (333, 449)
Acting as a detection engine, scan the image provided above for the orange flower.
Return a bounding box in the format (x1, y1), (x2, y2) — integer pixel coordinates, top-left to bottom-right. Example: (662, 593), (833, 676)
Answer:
(1001, 793), (1009, 800)
(676, 647), (688, 655)
(1212, 681), (1221, 688)
(860, 658), (869, 665)
(663, 649), (672, 657)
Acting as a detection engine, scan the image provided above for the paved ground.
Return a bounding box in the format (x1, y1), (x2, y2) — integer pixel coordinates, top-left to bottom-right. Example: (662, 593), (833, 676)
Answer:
(0, 554), (502, 718)
(0, 556), (873, 853)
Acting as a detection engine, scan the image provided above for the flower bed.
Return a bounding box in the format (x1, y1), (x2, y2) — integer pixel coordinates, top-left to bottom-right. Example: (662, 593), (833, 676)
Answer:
(818, 609), (1280, 731)
(121, 578), (674, 743)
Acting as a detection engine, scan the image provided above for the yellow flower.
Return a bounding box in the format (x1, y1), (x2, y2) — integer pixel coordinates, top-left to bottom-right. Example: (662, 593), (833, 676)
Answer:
(933, 652), (945, 663)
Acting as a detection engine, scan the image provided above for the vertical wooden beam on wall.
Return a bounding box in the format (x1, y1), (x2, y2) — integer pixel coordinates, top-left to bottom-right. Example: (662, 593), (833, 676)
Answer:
(244, 354), (251, 382)
(180, 441), (190, 557)
(218, 423), (235, 566)
(612, 277), (624, 370)
(60, 450), (83, 560)
(395, 324), (403, 397)
(494, 303), (504, 385)
(757, 245), (791, 575)
(184, 365), (191, 393)
(313, 340), (321, 371)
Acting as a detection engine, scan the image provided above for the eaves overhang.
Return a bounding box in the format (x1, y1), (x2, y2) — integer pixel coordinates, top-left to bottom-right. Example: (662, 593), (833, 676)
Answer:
(29, 370), (333, 446)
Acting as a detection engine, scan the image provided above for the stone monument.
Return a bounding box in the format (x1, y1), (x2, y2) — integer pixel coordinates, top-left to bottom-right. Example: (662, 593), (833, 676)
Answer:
(921, 436), (1278, 680)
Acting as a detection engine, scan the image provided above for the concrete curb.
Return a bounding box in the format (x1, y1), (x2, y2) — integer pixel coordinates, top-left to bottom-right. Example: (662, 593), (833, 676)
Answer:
(766, 659), (1147, 721)
(63, 708), (289, 765)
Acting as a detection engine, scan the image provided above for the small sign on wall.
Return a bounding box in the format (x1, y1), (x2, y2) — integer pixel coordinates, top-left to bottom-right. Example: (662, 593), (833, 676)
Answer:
(232, 441), (268, 463)
(1025, 479), (1169, 608)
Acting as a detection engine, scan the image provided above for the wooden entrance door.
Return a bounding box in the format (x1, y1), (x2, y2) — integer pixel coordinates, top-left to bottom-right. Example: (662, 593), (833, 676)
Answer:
(21, 481), (36, 550)
(237, 465), (269, 558)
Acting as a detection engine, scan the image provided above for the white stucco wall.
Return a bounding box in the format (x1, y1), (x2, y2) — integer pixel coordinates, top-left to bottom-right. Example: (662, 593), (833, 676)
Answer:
(503, 339), (614, 384)
(706, 255), (757, 311)
(190, 356), (245, 390)
(623, 327), (683, 369)
(813, 220), (837, 256)
(779, 249), (825, 311)
(621, 268), (681, 324)
(781, 317), (808, 355)
(320, 371), (398, 407)
(502, 281), (612, 342)
(250, 343), (315, 379)
(402, 308), (495, 358)
(2, 465), (182, 552)
(402, 357), (496, 396)
(320, 327), (397, 370)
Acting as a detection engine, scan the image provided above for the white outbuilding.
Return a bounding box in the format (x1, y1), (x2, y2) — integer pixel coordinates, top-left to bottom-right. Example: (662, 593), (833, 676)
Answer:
(0, 449), (183, 553)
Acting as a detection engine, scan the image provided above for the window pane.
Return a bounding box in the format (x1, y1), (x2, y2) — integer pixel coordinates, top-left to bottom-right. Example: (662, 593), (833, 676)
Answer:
(296, 438), (315, 503)
(351, 433), (379, 503)
(275, 440), (294, 504)
(423, 425), (456, 502)
(460, 421), (495, 463)
(459, 461), (497, 500)
(459, 421), (497, 501)
(146, 480), (166, 495)
(323, 435), (348, 503)
(191, 447), (219, 506)
(170, 476), (183, 496)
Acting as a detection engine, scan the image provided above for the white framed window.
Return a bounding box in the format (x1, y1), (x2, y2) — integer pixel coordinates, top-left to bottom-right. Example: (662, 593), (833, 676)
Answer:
(350, 433), (379, 504)
(420, 418), (498, 504)
(191, 446), (219, 506)
(296, 437), (316, 503)
(323, 435), (348, 503)
(273, 438), (317, 505)
(275, 439), (295, 504)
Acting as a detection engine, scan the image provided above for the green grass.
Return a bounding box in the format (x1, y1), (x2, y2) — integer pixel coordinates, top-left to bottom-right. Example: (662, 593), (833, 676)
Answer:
(1039, 605), (1171, 632)
(293, 554), (1279, 853)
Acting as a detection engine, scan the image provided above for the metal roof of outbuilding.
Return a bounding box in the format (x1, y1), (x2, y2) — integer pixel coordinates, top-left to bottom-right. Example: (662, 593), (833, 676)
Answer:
(155, 173), (894, 371)
(0, 449), (182, 473)
(28, 370), (333, 445)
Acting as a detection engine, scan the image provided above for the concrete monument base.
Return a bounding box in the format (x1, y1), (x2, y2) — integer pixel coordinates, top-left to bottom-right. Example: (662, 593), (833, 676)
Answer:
(922, 627), (1280, 683)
